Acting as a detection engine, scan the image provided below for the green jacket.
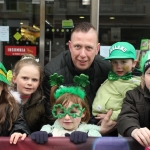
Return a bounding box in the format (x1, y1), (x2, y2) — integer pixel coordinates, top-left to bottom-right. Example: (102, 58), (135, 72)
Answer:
(92, 76), (141, 121)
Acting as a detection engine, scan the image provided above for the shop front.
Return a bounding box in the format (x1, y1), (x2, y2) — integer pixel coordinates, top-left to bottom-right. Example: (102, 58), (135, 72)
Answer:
(0, 0), (150, 69)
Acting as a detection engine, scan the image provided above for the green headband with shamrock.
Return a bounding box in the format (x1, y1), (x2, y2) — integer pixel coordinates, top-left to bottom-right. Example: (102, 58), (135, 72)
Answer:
(49, 73), (90, 100)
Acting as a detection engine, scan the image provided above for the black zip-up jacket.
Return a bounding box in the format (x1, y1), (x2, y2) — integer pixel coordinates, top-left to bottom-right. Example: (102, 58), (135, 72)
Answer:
(117, 86), (150, 136)
(43, 50), (111, 124)
(0, 105), (30, 136)
(10, 88), (50, 134)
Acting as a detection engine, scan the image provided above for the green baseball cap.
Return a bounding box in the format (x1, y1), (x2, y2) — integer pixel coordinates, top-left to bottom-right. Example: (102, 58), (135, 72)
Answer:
(104, 42), (136, 60)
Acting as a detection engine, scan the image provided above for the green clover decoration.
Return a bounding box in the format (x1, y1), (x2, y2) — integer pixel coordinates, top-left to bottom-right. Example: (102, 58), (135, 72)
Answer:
(49, 73), (64, 86)
(73, 74), (90, 88)
(52, 103), (85, 119)
(52, 104), (67, 118)
(67, 103), (85, 118)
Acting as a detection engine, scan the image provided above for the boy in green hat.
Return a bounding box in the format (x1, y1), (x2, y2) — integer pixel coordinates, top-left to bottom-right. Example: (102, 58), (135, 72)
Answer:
(92, 42), (141, 125)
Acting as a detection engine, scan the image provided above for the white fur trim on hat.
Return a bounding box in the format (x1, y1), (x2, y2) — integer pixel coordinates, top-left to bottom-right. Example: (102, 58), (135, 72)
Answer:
(10, 90), (21, 104)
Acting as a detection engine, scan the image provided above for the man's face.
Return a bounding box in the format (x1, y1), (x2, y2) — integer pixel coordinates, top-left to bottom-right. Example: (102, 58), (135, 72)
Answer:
(68, 29), (100, 71)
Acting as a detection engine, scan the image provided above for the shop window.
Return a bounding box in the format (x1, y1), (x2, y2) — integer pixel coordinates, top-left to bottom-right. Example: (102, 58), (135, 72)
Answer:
(123, 0), (134, 4)
(58, 0), (66, 9)
(79, 0), (86, 9)
(2, 0), (20, 12)
(6, 0), (17, 10)
(101, 0), (111, 4)
(100, 0), (112, 12)
(123, 0), (136, 12)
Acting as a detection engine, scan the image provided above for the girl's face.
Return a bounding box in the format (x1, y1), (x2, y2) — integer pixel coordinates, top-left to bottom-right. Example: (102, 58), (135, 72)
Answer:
(57, 101), (85, 131)
(13, 65), (40, 96)
(111, 59), (137, 76)
(144, 68), (150, 90)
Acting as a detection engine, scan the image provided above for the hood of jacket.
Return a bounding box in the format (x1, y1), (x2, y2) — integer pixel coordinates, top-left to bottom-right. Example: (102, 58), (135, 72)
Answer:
(10, 90), (21, 104)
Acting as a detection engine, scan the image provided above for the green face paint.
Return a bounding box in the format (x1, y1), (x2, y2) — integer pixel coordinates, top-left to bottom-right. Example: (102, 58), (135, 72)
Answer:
(52, 103), (85, 119)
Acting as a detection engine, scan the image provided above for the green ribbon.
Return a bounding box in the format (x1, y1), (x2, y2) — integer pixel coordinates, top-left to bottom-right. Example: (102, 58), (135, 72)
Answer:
(108, 70), (132, 81)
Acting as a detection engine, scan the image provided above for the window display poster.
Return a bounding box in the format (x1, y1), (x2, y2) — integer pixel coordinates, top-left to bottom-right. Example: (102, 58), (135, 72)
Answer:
(5, 46), (36, 56)
(100, 46), (110, 58)
(0, 26), (9, 41)
(140, 39), (150, 50)
(111, 27), (121, 41)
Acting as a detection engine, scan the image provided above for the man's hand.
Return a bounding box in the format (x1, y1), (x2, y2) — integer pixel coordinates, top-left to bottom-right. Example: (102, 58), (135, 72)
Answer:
(100, 109), (117, 135)
(131, 128), (150, 147)
(95, 113), (107, 125)
(10, 132), (27, 144)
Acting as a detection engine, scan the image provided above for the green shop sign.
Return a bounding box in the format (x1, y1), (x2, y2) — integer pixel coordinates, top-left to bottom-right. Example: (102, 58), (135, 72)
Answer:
(62, 20), (74, 28)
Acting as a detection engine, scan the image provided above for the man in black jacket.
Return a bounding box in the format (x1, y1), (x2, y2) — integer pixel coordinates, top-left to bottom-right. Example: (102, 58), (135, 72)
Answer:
(43, 22), (116, 135)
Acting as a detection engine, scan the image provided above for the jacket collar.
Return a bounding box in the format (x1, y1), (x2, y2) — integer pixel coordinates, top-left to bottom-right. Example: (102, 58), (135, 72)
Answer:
(66, 51), (95, 80)
(138, 86), (150, 99)
(27, 87), (45, 106)
(10, 90), (21, 104)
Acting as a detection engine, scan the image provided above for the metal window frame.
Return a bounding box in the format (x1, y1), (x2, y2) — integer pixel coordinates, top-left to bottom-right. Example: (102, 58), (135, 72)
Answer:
(39, 0), (45, 68)
(90, 0), (100, 33)
(38, 0), (100, 68)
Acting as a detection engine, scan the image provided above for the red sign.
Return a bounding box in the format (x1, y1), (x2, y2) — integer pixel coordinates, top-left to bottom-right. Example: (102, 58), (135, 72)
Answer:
(5, 46), (36, 56)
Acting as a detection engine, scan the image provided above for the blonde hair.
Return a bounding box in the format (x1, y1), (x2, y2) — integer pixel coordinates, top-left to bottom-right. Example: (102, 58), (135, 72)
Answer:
(10, 54), (43, 91)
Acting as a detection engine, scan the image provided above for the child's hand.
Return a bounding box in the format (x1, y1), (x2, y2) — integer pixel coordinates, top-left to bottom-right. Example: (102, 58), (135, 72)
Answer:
(131, 128), (150, 147)
(10, 132), (27, 144)
(95, 113), (107, 125)
(30, 131), (52, 144)
(100, 109), (117, 135)
(65, 131), (88, 144)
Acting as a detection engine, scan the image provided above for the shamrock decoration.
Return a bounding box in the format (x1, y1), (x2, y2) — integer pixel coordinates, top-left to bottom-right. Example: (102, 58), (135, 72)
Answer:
(52, 104), (67, 118)
(49, 73), (64, 86)
(52, 104), (85, 119)
(7, 70), (13, 82)
(67, 103), (85, 118)
(73, 74), (90, 88)
(108, 70), (132, 81)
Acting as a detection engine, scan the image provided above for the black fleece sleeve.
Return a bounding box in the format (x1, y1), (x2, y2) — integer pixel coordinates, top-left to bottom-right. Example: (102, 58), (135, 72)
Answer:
(10, 110), (31, 135)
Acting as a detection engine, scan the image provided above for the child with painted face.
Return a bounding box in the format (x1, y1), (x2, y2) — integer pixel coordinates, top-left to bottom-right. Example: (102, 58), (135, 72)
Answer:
(30, 74), (101, 144)
(92, 42), (141, 125)
(117, 50), (150, 148)
(9, 54), (50, 144)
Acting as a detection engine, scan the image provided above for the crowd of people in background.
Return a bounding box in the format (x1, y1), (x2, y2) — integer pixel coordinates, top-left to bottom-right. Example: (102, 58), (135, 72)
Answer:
(0, 22), (150, 148)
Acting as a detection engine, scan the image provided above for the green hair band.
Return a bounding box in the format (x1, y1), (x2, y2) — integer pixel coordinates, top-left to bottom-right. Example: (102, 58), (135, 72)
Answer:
(49, 73), (64, 86)
(54, 86), (86, 100)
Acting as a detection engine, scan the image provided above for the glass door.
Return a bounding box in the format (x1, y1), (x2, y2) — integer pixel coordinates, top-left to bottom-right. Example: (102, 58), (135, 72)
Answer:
(0, 0), (40, 70)
(44, 0), (91, 65)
